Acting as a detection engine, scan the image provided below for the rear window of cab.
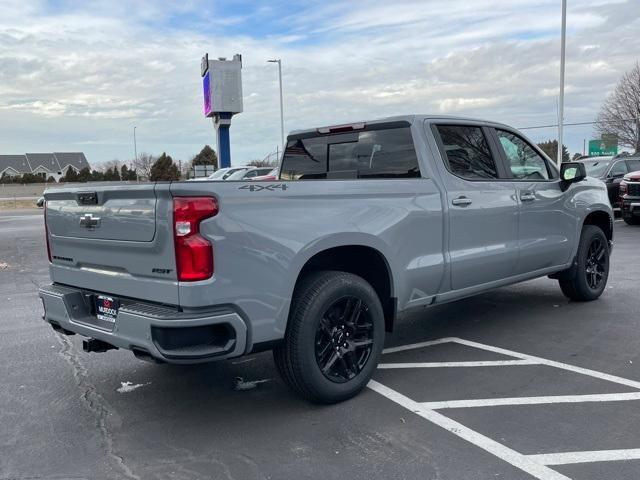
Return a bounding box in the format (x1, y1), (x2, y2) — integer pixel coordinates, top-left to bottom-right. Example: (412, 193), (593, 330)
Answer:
(279, 126), (420, 180)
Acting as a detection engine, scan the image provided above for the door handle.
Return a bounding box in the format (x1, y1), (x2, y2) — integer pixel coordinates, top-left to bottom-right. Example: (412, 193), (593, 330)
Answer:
(451, 196), (472, 207)
(520, 192), (536, 202)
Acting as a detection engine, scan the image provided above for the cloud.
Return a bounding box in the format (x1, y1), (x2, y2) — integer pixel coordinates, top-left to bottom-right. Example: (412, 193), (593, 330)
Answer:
(0, 0), (638, 164)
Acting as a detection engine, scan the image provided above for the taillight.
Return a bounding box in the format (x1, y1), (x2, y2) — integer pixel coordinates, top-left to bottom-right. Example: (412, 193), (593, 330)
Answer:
(173, 197), (218, 281)
(44, 201), (51, 262)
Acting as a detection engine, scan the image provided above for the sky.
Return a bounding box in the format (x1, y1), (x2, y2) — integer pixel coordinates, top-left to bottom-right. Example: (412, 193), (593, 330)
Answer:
(0, 0), (639, 167)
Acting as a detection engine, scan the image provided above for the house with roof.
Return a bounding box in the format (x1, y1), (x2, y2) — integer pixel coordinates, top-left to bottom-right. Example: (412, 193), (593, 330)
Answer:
(0, 152), (90, 181)
(0, 155), (32, 178)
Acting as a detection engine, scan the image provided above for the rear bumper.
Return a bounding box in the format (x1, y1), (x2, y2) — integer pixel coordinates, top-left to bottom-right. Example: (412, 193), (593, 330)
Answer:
(39, 284), (248, 364)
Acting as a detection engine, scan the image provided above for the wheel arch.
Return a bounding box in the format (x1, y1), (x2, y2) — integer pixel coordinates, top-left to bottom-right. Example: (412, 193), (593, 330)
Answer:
(583, 209), (613, 244)
(290, 241), (396, 332)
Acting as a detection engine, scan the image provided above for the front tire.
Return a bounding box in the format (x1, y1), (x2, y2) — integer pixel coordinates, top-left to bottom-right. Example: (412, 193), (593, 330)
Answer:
(274, 271), (385, 404)
(623, 216), (640, 226)
(558, 225), (610, 301)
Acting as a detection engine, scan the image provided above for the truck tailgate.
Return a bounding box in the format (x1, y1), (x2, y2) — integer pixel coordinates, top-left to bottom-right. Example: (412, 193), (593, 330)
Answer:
(45, 183), (178, 305)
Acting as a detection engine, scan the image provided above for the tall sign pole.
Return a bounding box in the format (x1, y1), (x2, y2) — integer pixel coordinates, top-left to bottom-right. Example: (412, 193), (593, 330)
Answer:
(557, 0), (567, 167)
(268, 59), (285, 148)
(201, 53), (243, 169)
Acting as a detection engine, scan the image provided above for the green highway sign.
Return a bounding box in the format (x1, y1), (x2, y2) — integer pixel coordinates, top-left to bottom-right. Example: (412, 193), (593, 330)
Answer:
(588, 136), (618, 156)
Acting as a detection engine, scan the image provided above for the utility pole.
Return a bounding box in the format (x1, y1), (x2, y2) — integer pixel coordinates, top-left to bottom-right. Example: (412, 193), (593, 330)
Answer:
(133, 126), (139, 181)
(268, 59), (285, 148)
(557, 0), (567, 167)
(636, 116), (640, 154)
(133, 126), (138, 163)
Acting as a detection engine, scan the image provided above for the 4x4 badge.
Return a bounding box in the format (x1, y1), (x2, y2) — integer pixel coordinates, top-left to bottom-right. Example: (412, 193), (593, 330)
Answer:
(239, 183), (288, 192)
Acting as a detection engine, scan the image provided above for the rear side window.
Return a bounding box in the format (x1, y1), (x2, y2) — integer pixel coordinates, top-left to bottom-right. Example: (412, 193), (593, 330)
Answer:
(435, 125), (499, 180)
(279, 127), (420, 180)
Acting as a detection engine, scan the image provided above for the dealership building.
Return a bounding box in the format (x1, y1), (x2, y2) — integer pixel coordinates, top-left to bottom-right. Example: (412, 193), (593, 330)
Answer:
(0, 152), (90, 182)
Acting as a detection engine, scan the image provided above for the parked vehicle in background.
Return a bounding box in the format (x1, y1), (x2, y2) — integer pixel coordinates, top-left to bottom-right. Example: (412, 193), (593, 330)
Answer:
(189, 166), (248, 181)
(225, 167), (273, 180)
(252, 167), (278, 181)
(577, 155), (640, 209)
(620, 168), (640, 225)
(40, 115), (613, 404)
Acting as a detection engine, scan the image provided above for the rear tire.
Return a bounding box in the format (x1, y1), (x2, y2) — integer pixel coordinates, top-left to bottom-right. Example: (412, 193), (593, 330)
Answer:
(558, 225), (610, 302)
(273, 271), (385, 404)
(623, 216), (640, 226)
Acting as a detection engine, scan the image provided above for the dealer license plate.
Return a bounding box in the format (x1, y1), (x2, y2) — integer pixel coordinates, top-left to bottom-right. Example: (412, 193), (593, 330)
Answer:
(95, 295), (119, 323)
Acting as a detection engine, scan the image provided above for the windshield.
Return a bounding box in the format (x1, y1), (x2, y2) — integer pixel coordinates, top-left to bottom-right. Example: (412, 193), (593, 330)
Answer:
(207, 168), (230, 179)
(225, 168), (252, 180)
(582, 161), (611, 177)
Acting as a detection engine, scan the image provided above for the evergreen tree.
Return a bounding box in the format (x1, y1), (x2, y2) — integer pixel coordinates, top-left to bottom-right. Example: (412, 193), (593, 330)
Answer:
(537, 140), (570, 163)
(192, 145), (218, 169)
(62, 168), (79, 182)
(77, 167), (92, 182)
(150, 152), (180, 181)
(91, 170), (104, 181)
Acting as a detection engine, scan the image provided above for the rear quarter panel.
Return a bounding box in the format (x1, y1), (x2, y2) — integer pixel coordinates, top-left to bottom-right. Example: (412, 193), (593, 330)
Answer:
(170, 178), (444, 348)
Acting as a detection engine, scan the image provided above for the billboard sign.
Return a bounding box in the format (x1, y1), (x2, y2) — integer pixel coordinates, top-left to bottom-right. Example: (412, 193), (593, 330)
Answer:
(203, 71), (212, 117)
(588, 136), (618, 156)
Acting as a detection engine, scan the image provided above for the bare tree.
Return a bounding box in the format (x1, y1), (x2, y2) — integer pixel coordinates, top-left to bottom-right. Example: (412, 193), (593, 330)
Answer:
(247, 159), (274, 167)
(595, 62), (640, 153)
(101, 159), (123, 172)
(132, 152), (155, 180)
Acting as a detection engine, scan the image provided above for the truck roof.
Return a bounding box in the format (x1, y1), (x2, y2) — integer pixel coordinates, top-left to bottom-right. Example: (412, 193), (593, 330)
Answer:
(288, 114), (513, 137)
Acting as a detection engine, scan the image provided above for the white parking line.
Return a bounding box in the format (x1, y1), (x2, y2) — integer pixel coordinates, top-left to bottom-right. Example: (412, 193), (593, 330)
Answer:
(527, 449), (640, 465)
(449, 338), (640, 390)
(371, 337), (640, 478)
(378, 359), (539, 369)
(368, 380), (572, 480)
(382, 337), (458, 354)
(420, 392), (640, 409)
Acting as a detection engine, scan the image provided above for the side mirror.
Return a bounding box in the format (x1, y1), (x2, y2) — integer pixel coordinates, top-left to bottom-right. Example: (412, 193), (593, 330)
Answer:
(560, 162), (586, 184)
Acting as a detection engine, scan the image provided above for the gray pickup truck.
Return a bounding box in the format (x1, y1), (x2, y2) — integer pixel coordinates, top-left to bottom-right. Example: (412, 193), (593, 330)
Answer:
(40, 115), (613, 403)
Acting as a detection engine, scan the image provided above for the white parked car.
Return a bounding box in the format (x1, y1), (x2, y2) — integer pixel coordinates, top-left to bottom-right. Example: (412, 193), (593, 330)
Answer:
(225, 167), (273, 180)
(188, 167), (247, 181)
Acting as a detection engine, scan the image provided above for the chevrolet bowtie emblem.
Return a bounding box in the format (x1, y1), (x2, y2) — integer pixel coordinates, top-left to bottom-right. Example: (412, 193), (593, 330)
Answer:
(79, 213), (101, 229)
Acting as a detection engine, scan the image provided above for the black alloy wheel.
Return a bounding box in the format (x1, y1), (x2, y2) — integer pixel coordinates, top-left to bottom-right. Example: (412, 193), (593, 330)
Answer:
(273, 270), (385, 403)
(314, 296), (374, 383)
(558, 225), (609, 302)
(585, 237), (607, 290)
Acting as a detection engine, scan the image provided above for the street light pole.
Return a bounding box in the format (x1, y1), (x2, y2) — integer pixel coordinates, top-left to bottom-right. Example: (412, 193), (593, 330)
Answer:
(133, 126), (138, 163)
(133, 126), (138, 181)
(268, 59), (285, 148)
(557, 0), (567, 167)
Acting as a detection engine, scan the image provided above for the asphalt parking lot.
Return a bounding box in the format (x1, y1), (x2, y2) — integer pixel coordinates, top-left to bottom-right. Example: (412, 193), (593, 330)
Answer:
(2, 209), (640, 480)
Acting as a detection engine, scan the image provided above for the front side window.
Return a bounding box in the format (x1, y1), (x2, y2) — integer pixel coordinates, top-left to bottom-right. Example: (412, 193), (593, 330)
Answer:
(436, 125), (498, 180)
(279, 127), (420, 180)
(496, 130), (550, 180)
(627, 160), (640, 173)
